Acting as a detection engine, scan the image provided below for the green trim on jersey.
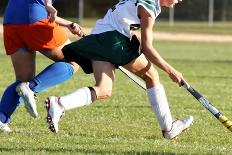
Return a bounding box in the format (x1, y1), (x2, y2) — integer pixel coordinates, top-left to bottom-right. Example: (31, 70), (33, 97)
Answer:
(137, 0), (161, 19)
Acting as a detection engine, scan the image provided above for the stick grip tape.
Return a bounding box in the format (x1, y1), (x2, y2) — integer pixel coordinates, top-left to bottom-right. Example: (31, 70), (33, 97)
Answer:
(219, 115), (232, 132)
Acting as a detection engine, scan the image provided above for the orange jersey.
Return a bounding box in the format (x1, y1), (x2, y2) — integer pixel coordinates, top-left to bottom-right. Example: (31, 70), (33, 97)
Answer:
(3, 19), (68, 55)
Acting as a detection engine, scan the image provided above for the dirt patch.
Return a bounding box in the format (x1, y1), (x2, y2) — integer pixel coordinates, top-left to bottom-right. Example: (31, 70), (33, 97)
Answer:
(1, 25), (232, 42)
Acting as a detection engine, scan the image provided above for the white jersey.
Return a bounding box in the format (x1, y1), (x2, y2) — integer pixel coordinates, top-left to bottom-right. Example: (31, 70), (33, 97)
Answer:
(91, 0), (161, 38)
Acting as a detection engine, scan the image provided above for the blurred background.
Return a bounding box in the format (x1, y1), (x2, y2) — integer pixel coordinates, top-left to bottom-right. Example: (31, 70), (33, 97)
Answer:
(0, 0), (232, 25)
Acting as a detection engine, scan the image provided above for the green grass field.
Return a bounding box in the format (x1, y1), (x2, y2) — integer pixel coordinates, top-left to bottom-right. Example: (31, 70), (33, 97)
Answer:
(80, 19), (232, 35)
(1, 36), (232, 154)
(1, 17), (232, 35)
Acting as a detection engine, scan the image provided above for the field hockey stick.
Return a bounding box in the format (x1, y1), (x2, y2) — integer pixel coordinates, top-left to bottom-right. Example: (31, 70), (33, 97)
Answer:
(118, 66), (146, 90)
(182, 83), (232, 132)
(74, 23), (232, 132)
(118, 64), (232, 132)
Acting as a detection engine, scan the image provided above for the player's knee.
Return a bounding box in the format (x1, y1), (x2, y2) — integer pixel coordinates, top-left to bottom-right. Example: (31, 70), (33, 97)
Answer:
(143, 67), (158, 80)
(69, 62), (79, 73)
(97, 88), (112, 99)
(141, 67), (159, 86)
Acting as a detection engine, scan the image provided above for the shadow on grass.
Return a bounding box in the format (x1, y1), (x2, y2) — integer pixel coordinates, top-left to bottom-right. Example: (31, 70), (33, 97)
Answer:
(0, 147), (187, 155)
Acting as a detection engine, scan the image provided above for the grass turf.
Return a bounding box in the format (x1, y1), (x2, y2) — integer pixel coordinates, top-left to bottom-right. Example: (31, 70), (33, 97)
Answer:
(80, 19), (232, 35)
(0, 39), (232, 154)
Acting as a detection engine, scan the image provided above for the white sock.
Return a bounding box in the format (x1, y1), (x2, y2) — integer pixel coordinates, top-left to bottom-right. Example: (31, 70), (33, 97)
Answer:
(147, 84), (173, 131)
(60, 87), (92, 110)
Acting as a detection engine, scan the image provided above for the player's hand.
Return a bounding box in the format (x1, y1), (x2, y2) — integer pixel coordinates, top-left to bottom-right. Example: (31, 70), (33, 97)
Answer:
(164, 0), (183, 8)
(68, 23), (86, 37)
(168, 69), (186, 87)
(46, 4), (57, 23)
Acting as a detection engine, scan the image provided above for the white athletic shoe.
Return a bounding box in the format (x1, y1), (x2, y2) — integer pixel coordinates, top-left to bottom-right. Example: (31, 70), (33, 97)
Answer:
(16, 82), (38, 118)
(45, 96), (65, 133)
(0, 121), (11, 132)
(163, 116), (193, 140)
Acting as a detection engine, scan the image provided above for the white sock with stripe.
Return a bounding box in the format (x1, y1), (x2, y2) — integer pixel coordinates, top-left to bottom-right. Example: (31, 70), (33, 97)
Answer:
(147, 84), (173, 131)
(59, 87), (92, 110)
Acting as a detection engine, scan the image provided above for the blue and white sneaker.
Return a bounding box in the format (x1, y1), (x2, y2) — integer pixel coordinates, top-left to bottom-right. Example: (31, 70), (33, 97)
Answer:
(16, 82), (38, 118)
(45, 96), (65, 133)
(163, 116), (193, 140)
(0, 121), (11, 132)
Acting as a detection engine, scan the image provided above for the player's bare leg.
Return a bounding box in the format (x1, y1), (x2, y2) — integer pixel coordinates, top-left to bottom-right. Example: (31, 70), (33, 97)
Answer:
(12, 49), (39, 118)
(45, 60), (115, 132)
(17, 39), (79, 118)
(123, 54), (193, 139)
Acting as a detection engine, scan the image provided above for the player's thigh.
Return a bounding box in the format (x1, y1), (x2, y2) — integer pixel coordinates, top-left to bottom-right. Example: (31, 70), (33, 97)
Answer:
(92, 60), (115, 98)
(123, 54), (160, 86)
(39, 40), (71, 61)
(10, 49), (36, 81)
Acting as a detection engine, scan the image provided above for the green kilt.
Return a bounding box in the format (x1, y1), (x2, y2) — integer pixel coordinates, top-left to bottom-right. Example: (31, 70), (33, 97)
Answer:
(62, 31), (141, 74)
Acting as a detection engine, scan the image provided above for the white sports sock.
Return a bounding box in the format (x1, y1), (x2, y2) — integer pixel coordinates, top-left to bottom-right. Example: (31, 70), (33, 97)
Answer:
(147, 84), (173, 131)
(59, 87), (92, 110)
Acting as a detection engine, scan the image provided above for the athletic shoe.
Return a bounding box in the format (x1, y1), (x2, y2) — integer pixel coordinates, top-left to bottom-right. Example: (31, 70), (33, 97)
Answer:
(163, 116), (193, 140)
(16, 82), (38, 118)
(45, 96), (65, 133)
(0, 121), (11, 132)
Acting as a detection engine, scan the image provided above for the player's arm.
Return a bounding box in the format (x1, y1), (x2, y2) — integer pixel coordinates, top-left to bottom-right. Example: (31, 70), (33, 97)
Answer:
(138, 5), (185, 86)
(55, 17), (85, 37)
(45, 0), (57, 23)
(44, 1), (84, 37)
(45, 0), (52, 5)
